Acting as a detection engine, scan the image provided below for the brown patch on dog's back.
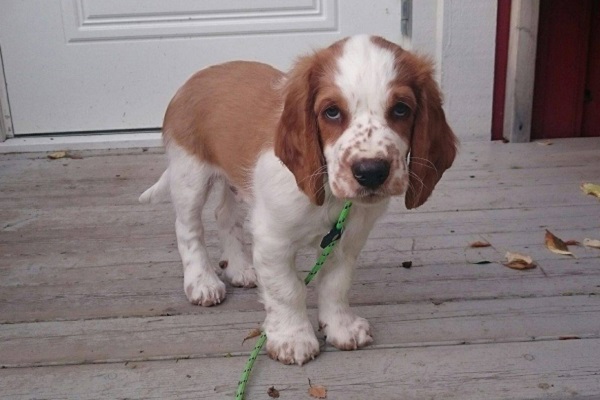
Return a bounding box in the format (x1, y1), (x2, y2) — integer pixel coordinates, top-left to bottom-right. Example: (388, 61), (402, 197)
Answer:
(163, 62), (285, 193)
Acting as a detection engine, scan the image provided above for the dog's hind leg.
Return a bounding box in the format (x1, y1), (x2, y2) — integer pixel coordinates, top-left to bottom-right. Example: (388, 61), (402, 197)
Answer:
(214, 184), (257, 288)
(139, 168), (170, 204)
(168, 144), (226, 306)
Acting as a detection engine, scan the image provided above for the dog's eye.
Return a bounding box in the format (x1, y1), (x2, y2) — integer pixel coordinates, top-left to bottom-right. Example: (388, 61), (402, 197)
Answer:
(323, 106), (341, 120)
(391, 102), (411, 119)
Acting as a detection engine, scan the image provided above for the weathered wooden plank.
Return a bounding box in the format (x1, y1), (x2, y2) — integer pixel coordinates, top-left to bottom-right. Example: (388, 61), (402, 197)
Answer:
(2, 230), (599, 291)
(2, 221), (597, 281)
(1, 295), (598, 368)
(1, 256), (598, 324)
(1, 196), (599, 237)
(2, 156), (599, 198)
(3, 197), (599, 246)
(0, 339), (598, 399)
(1, 177), (597, 212)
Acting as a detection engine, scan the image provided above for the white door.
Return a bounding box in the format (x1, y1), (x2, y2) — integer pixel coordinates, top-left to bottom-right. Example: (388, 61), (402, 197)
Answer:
(0, 0), (403, 136)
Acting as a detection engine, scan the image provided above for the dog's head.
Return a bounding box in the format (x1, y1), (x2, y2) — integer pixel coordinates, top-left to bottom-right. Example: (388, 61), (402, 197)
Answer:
(275, 35), (458, 209)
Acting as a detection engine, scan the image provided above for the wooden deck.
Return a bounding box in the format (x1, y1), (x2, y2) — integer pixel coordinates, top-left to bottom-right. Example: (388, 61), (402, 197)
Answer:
(1, 138), (599, 399)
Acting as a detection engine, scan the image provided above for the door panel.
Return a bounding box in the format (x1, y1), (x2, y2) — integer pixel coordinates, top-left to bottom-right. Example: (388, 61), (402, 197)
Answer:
(0, 0), (402, 135)
(531, 0), (600, 139)
(531, 0), (591, 140)
(62, 0), (337, 42)
(582, 0), (600, 137)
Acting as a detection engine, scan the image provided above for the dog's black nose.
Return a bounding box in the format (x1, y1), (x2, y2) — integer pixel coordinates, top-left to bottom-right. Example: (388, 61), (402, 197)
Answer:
(351, 159), (390, 189)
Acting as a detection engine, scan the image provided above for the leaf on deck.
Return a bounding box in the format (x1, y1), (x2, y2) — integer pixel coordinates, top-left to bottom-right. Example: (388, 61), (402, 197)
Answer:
(47, 151), (83, 160)
(504, 252), (536, 270)
(308, 385), (328, 399)
(544, 230), (574, 257)
(469, 241), (491, 248)
(581, 183), (600, 199)
(583, 238), (600, 249)
(267, 386), (280, 398)
(469, 260), (492, 265)
(242, 328), (262, 345)
(47, 151), (67, 160)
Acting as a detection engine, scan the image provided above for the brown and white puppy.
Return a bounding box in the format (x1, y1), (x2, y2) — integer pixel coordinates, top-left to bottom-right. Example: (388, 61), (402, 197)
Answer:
(140, 35), (458, 365)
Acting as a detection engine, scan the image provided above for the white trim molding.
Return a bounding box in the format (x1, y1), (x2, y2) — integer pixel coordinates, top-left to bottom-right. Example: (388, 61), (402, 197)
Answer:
(0, 132), (162, 153)
(411, 0), (497, 142)
(0, 45), (13, 142)
(503, 0), (540, 143)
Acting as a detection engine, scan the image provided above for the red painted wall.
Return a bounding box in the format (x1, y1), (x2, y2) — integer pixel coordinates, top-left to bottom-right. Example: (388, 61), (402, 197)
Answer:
(491, 0), (511, 141)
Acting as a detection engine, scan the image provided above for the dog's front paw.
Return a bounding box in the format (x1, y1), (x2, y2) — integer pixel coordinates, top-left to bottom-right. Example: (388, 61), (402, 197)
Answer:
(320, 313), (373, 350)
(265, 322), (320, 365)
(184, 274), (226, 306)
(220, 258), (257, 288)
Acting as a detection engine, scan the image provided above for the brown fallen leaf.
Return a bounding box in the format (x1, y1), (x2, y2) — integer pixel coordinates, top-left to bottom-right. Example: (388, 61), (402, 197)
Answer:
(469, 260), (493, 265)
(47, 151), (67, 160)
(308, 385), (327, 399)
(581, 183), (600, 198)
(583, 238), (600, 249)
(47, 151), (83, 160)
(504, 252), (536, 270)
(558, 335), (581, 340)
(544, 230), (573, 257)
(469, 241), (491, 248)
(242, 328), (262, 345)
(267, 386), (280, 398)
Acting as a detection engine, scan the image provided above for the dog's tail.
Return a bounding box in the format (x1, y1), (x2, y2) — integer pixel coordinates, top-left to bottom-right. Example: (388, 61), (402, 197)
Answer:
(139, 169), (170, 204)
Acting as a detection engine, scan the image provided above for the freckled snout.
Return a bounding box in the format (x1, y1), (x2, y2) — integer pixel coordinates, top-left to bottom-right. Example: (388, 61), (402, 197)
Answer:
(351, 159), (390, 189)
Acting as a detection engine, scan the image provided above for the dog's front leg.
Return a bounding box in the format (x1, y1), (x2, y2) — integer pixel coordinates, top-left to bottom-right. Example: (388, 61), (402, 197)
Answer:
(317, 204), (387, 351)
(317, 248), (373, 351)
(252, 226), (319, 366)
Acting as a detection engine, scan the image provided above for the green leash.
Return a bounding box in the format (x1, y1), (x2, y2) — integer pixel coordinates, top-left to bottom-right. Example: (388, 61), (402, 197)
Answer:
(234, 201), (353, 399)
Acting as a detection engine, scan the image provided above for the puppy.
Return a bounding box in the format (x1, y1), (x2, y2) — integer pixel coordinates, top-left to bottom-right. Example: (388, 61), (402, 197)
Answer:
(140, 35), (458, 365)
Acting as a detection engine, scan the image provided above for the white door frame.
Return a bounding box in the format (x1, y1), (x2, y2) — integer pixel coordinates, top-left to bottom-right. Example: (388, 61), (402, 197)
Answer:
(502, 0), (540, 143)
(0, 46), (13, 142)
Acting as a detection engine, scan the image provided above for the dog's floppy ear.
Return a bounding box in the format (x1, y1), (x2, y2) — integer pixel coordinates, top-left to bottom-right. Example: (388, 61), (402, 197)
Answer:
(405, 58), (458, 209)
(274, 54), (326, 206)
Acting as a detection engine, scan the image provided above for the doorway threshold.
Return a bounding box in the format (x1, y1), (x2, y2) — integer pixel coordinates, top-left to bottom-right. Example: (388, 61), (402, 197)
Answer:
(0, 132), (162, 154)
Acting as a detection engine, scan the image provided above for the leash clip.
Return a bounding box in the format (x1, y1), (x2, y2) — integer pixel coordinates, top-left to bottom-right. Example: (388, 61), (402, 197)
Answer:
(320, 225), (343, 248)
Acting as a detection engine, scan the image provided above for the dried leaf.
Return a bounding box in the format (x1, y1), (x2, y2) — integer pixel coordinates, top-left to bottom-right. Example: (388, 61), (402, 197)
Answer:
(469, 260), (492, 265)
(581, 183), (600, 198)
(47, 151), (83, 160)
(242, 328), (262, 345)
(558, 335), (581, 340)
(563, 240), (581, 246)
(504, 252), (536, 270)
(583, 238), (600, 249)
(308, 385), (327, 399)
(267, 386), (280, 398)
(544, 230), (573, 256)
(48, 151), (67, 160)
(469, 241), (491, 248)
